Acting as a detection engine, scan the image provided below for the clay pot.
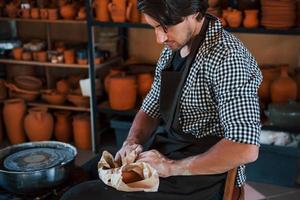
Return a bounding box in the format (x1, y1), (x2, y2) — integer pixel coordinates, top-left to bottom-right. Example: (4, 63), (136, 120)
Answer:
(258, 66), (280, 104)
(108, 0), (132, 22)
(137, 73), (153, 99)
(60, 4), (77, 20)
(128, 0), (140, 23)
(56, 79), (70, 94)
(94, 0), (110, 22)
(270, 65), (298, 103)
(48, 8), (58, 20)
(14, 75), (43, 91)
(0, 80), (7, 100)
(226, 9), (243, 28)
(67, 94), (90, 107)
(3, 99), (26, 144)
(36, 51), (48, 62)
(108, 74), (137, 110)
(73, 114), (91, 150)
(5, 82), (40, 102)
(41, 89), (66, 105)
(18, 8), (31, 19)
(30, 8), (40, 19)
(40, 8), (48, 19)
(22, 51), (32, 61)
(243, 9), (259, 28)
(5, 2), (18, 18)
(12, 48), (23, 60)
(24, 107), (53, 141)
(104, 69), (124, 93)
(64, 49), (75, 64)
(77, 59), (88, 65)
(77, 7), (86, 20)
(54, 111), (72, 142)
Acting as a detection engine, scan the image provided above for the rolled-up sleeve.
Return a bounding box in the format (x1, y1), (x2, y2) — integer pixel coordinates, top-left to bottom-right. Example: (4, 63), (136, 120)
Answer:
(213, 50), (262, 145)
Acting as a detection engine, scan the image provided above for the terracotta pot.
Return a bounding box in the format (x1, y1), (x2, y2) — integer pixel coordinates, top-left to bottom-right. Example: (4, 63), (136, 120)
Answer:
(54, 111), (72, 142)
(258, 66), (280, 104)
(243, 9), (259, 28)
(77, 7), (86, 20)
(56, 79), (70, 94)
(108, 0), (132, 22)
(94, 0), (110, 22)
(60, 4), (77, 20)
(226, 9), (243, 28)
(108, 74), (137, 110)
(5, 2), (18, 18)
(104, 69), (124, 93)
(73, 114), (91, 150)
(36, 51), (48, 62)
(18, 8), (31, 19)
(137, 73), (153, 99)
(40, 8), (48, 19)
(128, 0), (140, 23)
(48, 8), (58, 20)
(270, 65), (298, 103)
(67, 94), (90, 107)
(5, 82), (40, 102)
(30, 8), (40, 19)
(12, 48), (23, 60)
(14, 75), (43, 91)
(41, 89), (66, 105)
(21, 51), (32, 61)
(0, 79), (7, 100)
(64, 49), (75, 64)
(77, 58), (88, 65)
(3, 99), (26, 144)
(24, 107), (53, 141)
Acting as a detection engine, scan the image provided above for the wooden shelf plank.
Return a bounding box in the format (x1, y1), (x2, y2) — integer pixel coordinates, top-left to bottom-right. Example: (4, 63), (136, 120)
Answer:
(0, 17), (86, 24)
(28, 102), (90, 112)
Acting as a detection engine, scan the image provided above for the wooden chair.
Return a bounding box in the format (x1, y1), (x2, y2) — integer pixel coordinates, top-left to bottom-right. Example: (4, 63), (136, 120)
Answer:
(223, 168), (245, 200)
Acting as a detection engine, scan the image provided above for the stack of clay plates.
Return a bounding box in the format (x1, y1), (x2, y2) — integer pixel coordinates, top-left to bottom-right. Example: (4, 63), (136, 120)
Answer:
(261, 0), (296, 29)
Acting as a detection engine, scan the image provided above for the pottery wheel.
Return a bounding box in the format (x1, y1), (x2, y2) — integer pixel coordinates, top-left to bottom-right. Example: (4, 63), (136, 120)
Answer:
(3, 148), (66, 172)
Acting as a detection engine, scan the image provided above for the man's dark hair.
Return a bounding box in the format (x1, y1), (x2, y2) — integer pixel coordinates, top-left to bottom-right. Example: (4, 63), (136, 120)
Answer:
(138, 0), (208, 30)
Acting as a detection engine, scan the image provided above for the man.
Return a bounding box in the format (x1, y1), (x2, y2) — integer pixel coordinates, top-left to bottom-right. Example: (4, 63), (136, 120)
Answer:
(62, 1), (262, 200)
(115, 0), (262, 199)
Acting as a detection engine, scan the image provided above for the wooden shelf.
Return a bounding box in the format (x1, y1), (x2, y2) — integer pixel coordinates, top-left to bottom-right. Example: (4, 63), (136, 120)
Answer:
(28, 102), (90, 112)
(98, 101), (138, 116)
(0, 17), (86, 24)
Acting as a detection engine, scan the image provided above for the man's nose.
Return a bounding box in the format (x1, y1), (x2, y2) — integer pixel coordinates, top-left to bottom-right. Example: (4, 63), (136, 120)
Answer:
(155, 29), (167, 44)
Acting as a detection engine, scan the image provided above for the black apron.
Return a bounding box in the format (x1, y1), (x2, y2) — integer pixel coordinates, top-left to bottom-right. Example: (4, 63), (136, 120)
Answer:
(61, 14), (226, 200)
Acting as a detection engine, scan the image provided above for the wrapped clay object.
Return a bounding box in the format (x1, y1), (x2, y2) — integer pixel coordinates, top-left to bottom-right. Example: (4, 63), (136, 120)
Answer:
(98, 151), (159, 192)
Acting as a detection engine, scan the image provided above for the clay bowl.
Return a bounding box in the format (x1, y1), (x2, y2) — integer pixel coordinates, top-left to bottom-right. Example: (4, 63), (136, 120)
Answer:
(67, 94), (90, 107)
(14, 75), (43, 91)
(41, 89), (66, 105)
(121, 170), (143, 184)
(5, 82), (40, 102)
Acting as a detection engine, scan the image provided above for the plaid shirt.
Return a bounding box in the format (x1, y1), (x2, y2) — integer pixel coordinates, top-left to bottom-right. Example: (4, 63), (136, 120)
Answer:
(141, 16), (262, 187)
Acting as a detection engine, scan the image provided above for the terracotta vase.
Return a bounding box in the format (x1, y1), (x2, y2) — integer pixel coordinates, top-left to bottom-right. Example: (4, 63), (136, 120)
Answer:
(258, 66), (280, 104)
(226, 9), (243, 28)
(24, 107), (53, 141)
(12, 48), (23, 60)
(73, 114), (91, 150)
(128, 0), (140, 23)
(108, 74), (137, 110)
(104, 69), (124, 93)
(54, 111), (72, 142)
(5, 2), (18, 18)
(108, 0), (132, 22)
(137, 73), (153, 99)
(94, 0), (110, 22)
(270, 65), (298, 103)
(243, 9), (259, 28)
(56, 79), (70, 94)
(64, 49), (75, 64)
(60, 3), (77, 20)
(3, 99), (26, 144)
(0, 79), (7, 100)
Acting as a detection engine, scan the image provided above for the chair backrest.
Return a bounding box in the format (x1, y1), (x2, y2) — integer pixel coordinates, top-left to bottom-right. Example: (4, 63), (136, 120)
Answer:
(223, 168), (245, 200)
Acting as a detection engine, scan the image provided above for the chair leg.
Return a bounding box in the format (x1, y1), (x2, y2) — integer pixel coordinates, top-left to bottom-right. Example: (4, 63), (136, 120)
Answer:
(223, 168), (237, 200)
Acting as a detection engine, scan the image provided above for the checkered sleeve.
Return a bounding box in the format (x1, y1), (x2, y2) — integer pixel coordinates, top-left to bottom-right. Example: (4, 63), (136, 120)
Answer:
(213, 49), (262, 145)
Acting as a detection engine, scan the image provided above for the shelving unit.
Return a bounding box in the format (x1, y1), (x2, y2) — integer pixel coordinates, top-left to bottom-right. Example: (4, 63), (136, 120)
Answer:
(27, 102), (90, 112)
(0, 17), (87, 24)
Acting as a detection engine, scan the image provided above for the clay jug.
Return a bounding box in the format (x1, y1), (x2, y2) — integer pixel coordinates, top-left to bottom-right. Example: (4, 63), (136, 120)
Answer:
(94, 0), (110, 22)
(108, 74), (137, 110)
(270, 65), (298, 103)
(24, 107), (54, 141)
(128, 0), (140, 23)
(137, 73), (153, 99)
(60, 3), (77, 20)
(108, 0), (132, 22)
(243, 9), (259, 28)
(3, 99), (26, 144)
(258, 66), (280, 104)
(54, 111), (72, 142)
(73, 114), (91, 150)
(226, 9), (243, 28)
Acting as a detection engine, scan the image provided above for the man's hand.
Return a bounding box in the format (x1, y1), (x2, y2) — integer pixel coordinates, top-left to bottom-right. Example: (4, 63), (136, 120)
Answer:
(115, 140), (143, 165)
(137, 149), (176, 177)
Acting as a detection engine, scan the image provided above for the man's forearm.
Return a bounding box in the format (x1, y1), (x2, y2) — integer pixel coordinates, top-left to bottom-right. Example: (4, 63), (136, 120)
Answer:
(171, 139), (259, 176)
(125, 110), (160, 145)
